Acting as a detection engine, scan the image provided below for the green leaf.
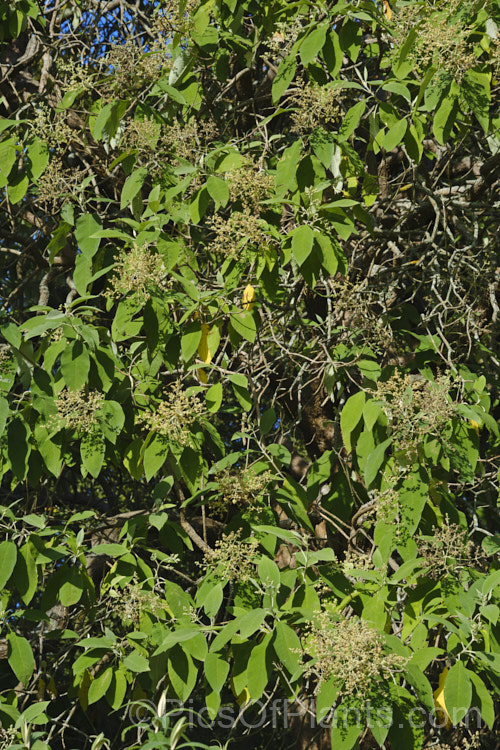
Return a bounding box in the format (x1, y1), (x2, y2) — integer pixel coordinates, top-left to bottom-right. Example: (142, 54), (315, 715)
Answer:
(382, 119), (407, 151)
(206, 381), (223, 413)
(120, 167), (148, 209)
(272, 53), (297, 103)
(168, 645), (198, 702)
(258, 556), (280, 589)
(143, 434), (167, 482)
(204, 651), (230, 693)
(97, 400), (125, 444)
(181, 322), (202, 363)
(27, 138), (49, 180)
(247, 633), (272, 700)
(81, 432), (105, 478)
(14, 543), (37, 604)
(0, 541), (17, 589)
(60, 340), (90, 390)
(463, 69), (490, 134)
(273, 621), (301, 676)
(433, 84), (459, 146)
(7, 633), (34, 686)
(291, 225), (314, 266)
(75, 213), (102, 258)
(338, 101), (366, 142)
(0, 137), (17, 188)
(7, 417), (31, 482)
(444, 660), (472, 724)
(106, 668), (128, 709)
(340, 391), (366, 453)
(229, 311), (256, 343)
(122, 650), (150, 673)
(206, 175), (229, 206)
(364, 438), (391, 487)
(468, 670), (495, 729)
(299, 23), (328, 66)
(330, 717), (361, 750)
(60, 566), (84, 606)
(88, 667), (113, 705)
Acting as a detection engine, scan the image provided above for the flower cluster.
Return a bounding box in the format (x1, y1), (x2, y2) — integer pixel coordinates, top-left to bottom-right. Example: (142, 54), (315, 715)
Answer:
(201, 531), (259, 583)
(105, 37), (170, 95)
(107, 244), (170, 302)
(208, 212), (271, 258)
(372, 372), (455, 452)
(37, 157), (86, 212)
(291, 80), (343, 133)
(154, 0), (200, 38)
(110, 576), (168, 624)
(391, 0), (477, 83)
(54, 388), (104, 433)
(122, 117), (161, 158)
(417, 519), (480, 579)
(264, 17), (305, 59)
(210, 468), (272, 516)
(161, 118), (218, 165)
(138, 382), (205, 446)
(225, 161), (274, 212)
(302, 611), (408, 698)
(32, 104), (72, 153)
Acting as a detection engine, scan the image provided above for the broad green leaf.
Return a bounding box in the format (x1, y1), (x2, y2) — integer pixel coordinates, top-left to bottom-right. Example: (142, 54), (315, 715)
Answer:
(206, 381), (223, 412)
(7, 633), (34, 686)
(273, 621), (301, 676)
(181, 322), (202, 363)
(382, 119), (407, 151)
(81, 432), (106, 478)
(122, 650), (150, 673)
(7, 417), (31, 482)
(97, 400), (125, 444)
(13, 543), (37, 604)
(204, 651), (230, 693)
(206, 175), (229, 206)
(340, 391), (366, 453)
(106, 668), (128, 709)
(247, 633), (272, 700)
(444, 661), (472, 724)
(0, 540), (17, 589)
(258, 556), (280, 589)
(468, 670), (495, 729)
(88, 667), (113, 705)
(60, 566), (85, 606)
(299, 23), (328, 65)
(120, 167), (148, 209)
(291, 225), (314, 266)
(272, 53), (297, 103)
(229, 311), (256, 343)
(75, 213), (102, 258)
(364, 438), (391, 487)
(143, 434), (167, 482)
(60, 340), (90, 391)
(338, 101), (366, 142)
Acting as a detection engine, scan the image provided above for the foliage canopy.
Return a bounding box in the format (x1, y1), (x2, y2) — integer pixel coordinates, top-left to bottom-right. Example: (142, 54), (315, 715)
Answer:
(0, 0), (500, 748)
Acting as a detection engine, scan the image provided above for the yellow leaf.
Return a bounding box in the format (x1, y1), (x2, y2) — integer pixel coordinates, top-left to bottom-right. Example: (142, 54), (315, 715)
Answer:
(433, 667), (452, 729)
(384, 0), (392, 20)
(242, 283), (256, 312)
(198, 323), (212, 364)
(199, 368), (208, 384)
(47, 676), (58, 699)
(469, 419), (480, 435)
(230, 676), (250, 707)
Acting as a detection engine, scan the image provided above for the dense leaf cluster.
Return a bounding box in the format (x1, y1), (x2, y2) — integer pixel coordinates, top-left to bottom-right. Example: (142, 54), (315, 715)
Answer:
(0, 1), (499, 748)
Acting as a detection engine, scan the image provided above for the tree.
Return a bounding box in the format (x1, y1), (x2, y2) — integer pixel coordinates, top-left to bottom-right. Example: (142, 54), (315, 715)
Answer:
(0, 0), (499, 748)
